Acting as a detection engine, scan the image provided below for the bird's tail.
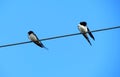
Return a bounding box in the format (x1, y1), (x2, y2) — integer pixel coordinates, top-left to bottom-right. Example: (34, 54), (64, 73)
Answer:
(83, 34), (92, 46)
(35, 42), (48, 50)
(40, 43), (48, 50)
(43, 46), (48, 50)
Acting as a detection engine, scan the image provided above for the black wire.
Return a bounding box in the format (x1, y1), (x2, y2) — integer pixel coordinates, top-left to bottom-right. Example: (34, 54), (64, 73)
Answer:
(0, 26), (120, 48)
(41, 26), (120, 41)
(0, 41), (32, 48)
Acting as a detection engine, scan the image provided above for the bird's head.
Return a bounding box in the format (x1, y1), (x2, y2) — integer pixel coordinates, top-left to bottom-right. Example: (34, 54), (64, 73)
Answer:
(80, 21), (87, 26)
(28, 31), (34, 35)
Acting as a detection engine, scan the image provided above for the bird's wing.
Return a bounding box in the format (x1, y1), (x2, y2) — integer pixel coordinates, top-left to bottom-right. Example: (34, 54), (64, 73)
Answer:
(87, 28), (95, 40)
(32, 33), (48, 49)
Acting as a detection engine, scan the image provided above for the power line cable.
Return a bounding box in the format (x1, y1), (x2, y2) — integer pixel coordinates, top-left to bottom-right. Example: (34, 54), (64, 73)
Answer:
(0, 26), (120, 48)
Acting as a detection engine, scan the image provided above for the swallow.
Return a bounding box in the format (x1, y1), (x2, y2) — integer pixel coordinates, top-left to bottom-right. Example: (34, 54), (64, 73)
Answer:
(78, 21), (95, 45)
(28, 31), (48, 49)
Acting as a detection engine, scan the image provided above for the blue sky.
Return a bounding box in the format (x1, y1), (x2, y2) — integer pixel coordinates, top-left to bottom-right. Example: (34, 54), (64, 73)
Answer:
(0, 0), (120, 77)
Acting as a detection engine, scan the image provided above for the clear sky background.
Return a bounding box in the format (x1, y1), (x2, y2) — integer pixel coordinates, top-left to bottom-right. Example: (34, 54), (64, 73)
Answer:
(0, 0), (120, 77)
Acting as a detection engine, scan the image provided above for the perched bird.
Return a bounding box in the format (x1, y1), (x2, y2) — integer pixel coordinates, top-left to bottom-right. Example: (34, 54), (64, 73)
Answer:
(28, 31), (47, 49)
(78, 21), (95, 45)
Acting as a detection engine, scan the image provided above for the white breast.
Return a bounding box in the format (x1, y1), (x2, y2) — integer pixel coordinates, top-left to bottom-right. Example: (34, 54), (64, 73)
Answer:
(78, 24), (88, 33)
(29, 34), (38, 41)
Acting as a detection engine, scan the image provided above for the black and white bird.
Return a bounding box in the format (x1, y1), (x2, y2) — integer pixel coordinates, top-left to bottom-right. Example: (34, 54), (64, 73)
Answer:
(78, 21), (95, 45)
(28, 31), (47, 49)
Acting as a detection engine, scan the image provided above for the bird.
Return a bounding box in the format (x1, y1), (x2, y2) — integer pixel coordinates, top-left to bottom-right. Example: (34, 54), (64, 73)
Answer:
(78, 21), (95, 45)
(28, 31), (48, 49)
